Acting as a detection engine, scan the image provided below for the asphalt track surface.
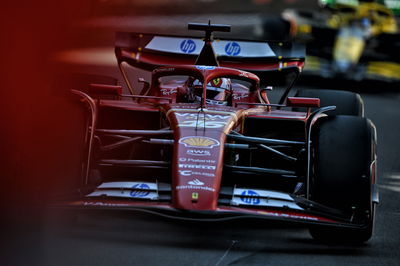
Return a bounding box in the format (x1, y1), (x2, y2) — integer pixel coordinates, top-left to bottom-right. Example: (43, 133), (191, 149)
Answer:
(3, 3), (400, 266)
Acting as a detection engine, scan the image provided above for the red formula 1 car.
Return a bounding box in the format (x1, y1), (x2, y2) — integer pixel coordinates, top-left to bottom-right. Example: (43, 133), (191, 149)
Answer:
(58, 23), (378, 243)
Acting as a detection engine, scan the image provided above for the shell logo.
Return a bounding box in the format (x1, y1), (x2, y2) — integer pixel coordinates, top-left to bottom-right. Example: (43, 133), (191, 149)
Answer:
(179, 136), (220, 149)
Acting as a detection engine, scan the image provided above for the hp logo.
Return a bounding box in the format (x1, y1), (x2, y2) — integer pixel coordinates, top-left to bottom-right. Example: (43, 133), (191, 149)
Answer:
(180, 39), (196, 54)
(130, 183), (150, 198)
(225, 42), (241, 56)
(240, 190), (260, 205)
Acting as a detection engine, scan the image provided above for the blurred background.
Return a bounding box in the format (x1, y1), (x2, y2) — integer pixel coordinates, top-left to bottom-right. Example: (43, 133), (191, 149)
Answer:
(1, 1), (400, 265)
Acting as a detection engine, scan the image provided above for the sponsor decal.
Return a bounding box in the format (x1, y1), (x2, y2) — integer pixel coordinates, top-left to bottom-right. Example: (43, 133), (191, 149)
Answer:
(153, 67), (175, 73)
(146, 37), (201, 55)
(240, 190), (261, 205)
(160, 88), (177, 95)
(234, 188), (293, 201)
(182, 120), (226, 127)
(178, 170), (215, 177)
(175, 113), (230, 120)
(179, 120), (227, 128)
(130, 183), (151, 198)
(179, 164), (216, 170)
(179, 158), (215, 163)
(146, 37), (275, 57)
(233, 93), (249, 100)
(180, 39), (196, 54)
(179, 170), (192, 176)
(174, 112), (234, 129)
(188, 179), (204, 186)
(203, 99), (227, 106)
(97, 182), (157, 190)
(256, 211), (319, 221)
(83, 202), (131, 207)
(187, 149), (211, 156)
(225, 42), (241, 56)
(214, 40), (276, 57)
(176, 185), (215, 192)
(179, 136), (220, 148)
(196, 66), (216, 70)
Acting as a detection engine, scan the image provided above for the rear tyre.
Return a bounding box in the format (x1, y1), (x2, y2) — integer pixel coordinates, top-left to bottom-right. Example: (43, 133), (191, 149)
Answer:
(309, 115), (376, 243)
(295, 89), (364, 116)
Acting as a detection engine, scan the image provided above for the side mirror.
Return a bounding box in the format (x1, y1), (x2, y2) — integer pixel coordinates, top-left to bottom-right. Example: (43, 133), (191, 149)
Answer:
(260, 86), (273, 92)
(259, 86), (273, 104)
(286, 97), (320, 108)
(88, 84), (122, 96)
(138, 78), (150, 95)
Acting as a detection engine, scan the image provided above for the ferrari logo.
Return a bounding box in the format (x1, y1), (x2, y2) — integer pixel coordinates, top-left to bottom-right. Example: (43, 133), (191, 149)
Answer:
(211, 78), (222, 87)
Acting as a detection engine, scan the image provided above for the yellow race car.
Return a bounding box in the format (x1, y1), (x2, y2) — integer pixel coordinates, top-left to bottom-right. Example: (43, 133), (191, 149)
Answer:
(258, 0), (400, 83)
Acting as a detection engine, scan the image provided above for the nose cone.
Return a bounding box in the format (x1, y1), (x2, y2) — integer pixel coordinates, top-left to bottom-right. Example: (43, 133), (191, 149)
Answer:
(171, 124), (229, 211)
(167, 107), (241, 211)
(173, 139), (224, 211)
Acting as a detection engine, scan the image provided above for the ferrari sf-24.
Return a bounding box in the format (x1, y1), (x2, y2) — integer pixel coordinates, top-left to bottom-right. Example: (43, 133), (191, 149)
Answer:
(57, 22), (378, 243)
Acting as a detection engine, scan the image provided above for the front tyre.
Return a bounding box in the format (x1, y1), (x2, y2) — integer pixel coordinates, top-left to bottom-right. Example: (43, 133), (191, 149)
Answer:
(309, 115), (377, 243)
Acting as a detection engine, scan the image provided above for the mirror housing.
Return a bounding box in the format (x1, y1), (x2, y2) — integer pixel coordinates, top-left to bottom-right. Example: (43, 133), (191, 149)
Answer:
(138, 78), (150, 95)
(286, 97), (320, 108)
(88, 83), (122, 96)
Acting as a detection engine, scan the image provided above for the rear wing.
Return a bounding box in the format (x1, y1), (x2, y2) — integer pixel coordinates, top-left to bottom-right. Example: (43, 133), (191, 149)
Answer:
(115, 32), (305, 74)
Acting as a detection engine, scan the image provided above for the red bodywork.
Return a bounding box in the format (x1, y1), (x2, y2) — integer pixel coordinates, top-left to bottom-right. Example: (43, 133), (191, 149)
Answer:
(57, 27), (374, 230)
(64, 63), (352, 226)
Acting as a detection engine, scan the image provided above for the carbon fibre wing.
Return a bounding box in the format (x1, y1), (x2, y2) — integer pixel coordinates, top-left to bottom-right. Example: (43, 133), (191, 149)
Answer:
(115, 32), (305, 74)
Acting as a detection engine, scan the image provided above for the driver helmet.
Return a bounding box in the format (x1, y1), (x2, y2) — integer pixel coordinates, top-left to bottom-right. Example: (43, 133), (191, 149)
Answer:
(192, 78), (232, 106)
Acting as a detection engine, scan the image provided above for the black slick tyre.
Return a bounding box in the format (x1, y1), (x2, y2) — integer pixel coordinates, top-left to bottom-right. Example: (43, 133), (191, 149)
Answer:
(309, 115), (376, 243)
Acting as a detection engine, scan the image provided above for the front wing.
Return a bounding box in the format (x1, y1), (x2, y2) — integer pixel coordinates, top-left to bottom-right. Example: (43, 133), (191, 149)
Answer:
(51, 181), (373, 230)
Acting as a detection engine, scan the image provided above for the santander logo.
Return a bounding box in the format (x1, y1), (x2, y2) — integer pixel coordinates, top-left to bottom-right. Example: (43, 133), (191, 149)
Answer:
(188, 179), (204, 186)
